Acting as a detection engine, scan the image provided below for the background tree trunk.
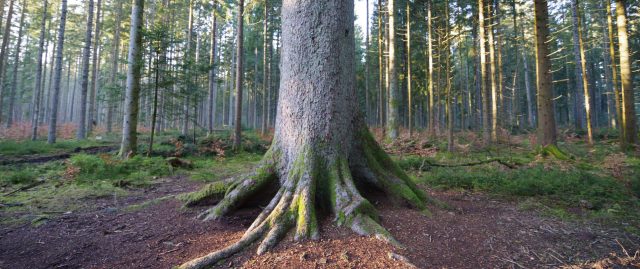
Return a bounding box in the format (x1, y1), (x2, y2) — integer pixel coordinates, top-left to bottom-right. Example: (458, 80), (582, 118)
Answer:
(77, 0), (94, 140)
(615, 0), (638, 148)
(233, 0), (245, 151)
(6, 0), (26, 128)
(47, 0), (68, 144)
(386, 0), (398, 141)
(0, 0), (15, 124)
(30, 0), (48, 140)
(88, 0), (102, 134)
(119, 0), (144, 158)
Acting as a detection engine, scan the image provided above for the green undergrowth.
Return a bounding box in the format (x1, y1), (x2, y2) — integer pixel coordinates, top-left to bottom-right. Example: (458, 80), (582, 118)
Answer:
(395, 141), (640, 229)
(187, 152), (263, 182)
(68, 154), (172, 187)
(0, 139), (114, 156)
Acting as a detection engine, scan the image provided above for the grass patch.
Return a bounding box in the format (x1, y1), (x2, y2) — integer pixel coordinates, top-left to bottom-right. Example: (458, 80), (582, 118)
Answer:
(68, 154), (172, 186)
(188, 152), (263, 182)
(0, 139), (114, 156)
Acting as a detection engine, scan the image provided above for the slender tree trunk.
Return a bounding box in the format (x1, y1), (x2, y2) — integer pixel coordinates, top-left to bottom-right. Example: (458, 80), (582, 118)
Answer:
(149, 54), (159, 157)
(107, 0), (123, 134)
(604, 0), (622, 132)
(570, 0), (593, 144)
(616, 0), (638, 148)
(6, 0), (25, 128)
(0, 0), (15, 124)
(261, 0), (268, 135)
(119, 0), (144, 158)
(47, 0), (68, 144)
(88, 0), (102, 134)
(478, 0), (490, 143)
(233, 0), (245, 151)
(533, 0), (557, 146)
(427, 0), (435, 137)
(77, 0), (94, 139)
(377, 0), (384, 128)
(406, 1), (412, 137)
(445, 0), (453, 152)
(365, 0), (370, 125)
(487, 1), (498, 143)
(30, 0), (48, 140)
(208, 0), (218, 135)
(386, 0), (398, 141)
(182, 0), (193, 136)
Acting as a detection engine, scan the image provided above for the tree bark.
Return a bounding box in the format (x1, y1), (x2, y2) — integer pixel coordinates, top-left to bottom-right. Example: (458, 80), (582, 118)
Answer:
(406, 1), (412, 137)
(427, 0), (435, 137)
(119, 0), (144, 158)
(233, 0), (245, 151)
(107, 0), (123, 134)
(386, 0), (399, 141)
(77, 0), (94, 139)
(615, 0), (638, 148)
(178, 1), (435, 268)
(88, 0), (102, 134)
(533, 0), (557, 146)
(570, 0), (593, 144)
(478, 0), (490, 143)
(30, 0), (48, 140)
(208, 0), (218, 135)
(261, 0), (269, 135)
(47, 0), (68, 144)
(487, 1), (498, 143)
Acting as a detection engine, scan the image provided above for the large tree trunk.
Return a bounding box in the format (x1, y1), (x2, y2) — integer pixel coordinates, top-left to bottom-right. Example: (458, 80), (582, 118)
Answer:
(533, 0), (557, 146)
(6, 0), (26, 128)
(616, 0), (638, 148)
(77, 0), (94, 140)
(47, 0), (68, 144)
(604, 0), (622, 132)
(88, 0), (102, 134)
(178, 1), (434, 268)
(119, 0), (144, 158)
(233, 0), (245, 150)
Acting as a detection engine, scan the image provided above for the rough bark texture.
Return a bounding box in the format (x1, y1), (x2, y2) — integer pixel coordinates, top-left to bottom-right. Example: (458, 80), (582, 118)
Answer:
(616, 0), (638, 148)
(261, 0), (269, 135)
(77, 0), (94, 140)
(178, 1), (434, 268)
(478, 0), (490, 143)
(533, 0), (557, 146)
(106, 0), (122, 134)
(47, 0), (68, 144)
(208, 0), (217, 135)
(119, 0), (144, 158)
(487, 0), (498, 143)
(427, 0), (434, 137)
(605, 0), (622, 132)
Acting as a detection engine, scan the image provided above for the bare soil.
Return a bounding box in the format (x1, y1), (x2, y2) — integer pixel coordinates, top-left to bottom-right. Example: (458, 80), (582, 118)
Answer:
(0, 176), (638, 269)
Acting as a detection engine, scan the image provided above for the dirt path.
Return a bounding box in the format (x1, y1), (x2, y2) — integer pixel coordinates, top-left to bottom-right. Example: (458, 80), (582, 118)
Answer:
(0, 176), (638, 269)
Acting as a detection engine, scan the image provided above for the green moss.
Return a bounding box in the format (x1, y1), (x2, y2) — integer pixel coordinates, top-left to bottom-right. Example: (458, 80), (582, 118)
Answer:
(179, 181), (229, 207)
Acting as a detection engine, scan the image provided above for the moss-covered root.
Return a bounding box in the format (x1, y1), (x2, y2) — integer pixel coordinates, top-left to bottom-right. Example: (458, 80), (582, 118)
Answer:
(179, 180), (231, 208)
(197, 163), (277, 221)
(360, 130), (443, 212)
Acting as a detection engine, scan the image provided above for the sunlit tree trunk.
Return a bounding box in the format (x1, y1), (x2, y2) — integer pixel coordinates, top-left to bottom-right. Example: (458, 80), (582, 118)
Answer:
(386, 0), (399, 141)
(261, 1), (269, 135)
(570, 0), (593, 144)
(427, 0), (435, 137)
(47, 0), (68, 144)
(533, 0), (557, 146)
(487, 1), (498, 143)
(378, 0), (384, 129)
(119, 0), (144, 158)
(615, 0), (638, 148)
(406, 1), (412, 137)
(478, 0), (490, 143)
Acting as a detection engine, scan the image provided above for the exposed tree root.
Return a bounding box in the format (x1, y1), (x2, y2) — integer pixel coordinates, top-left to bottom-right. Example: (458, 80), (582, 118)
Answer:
(177, 134), (438, 269)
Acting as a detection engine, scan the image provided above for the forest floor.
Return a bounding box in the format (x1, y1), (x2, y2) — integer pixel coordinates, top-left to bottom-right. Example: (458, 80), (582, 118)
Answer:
(1, 129), (639, 268)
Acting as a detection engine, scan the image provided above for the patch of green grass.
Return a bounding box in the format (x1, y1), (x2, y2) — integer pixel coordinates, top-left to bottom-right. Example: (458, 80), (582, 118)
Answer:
(1, 161), (65, 185)
(68, 154), (172, 186)
(188, 152), (263, 182)
(0, 139), (113, 156)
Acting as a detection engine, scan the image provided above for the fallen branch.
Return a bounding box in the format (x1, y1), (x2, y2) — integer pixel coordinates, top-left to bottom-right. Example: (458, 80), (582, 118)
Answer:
(417, 158), (519, 170)
(3, 178), (45, 196)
